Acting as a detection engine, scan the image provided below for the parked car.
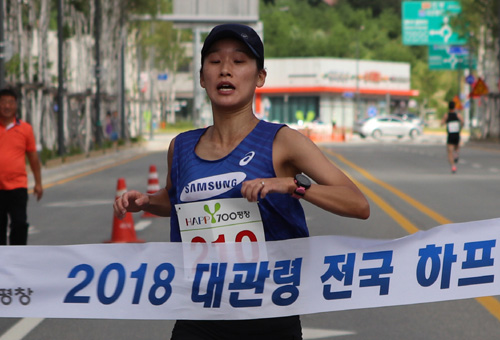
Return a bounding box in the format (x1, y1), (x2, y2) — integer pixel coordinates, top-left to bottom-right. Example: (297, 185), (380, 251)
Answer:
(353, 116), (423, 139)
(394, 113), (425, 126)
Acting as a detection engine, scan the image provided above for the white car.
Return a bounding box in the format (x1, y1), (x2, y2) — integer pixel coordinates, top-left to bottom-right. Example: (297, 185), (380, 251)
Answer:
(394, 113), (425, 127)
(353, 116), (423, 139)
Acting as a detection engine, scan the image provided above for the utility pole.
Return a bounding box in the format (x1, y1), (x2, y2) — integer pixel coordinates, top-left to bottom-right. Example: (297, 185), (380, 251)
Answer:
(0, 0), (5, 89)
(468, 31), (474, 131)
(148, 23), (155, 141)
(355, 38), (360, 121)
(57, 0), (65, 156)
(193, 27), (202, 126)
(498, 2), (500, 89)
(355, 26), (364, 121)
(119, 10), (126, 140)
(95, 0), (102, 146)
(136, 31), (143, 137)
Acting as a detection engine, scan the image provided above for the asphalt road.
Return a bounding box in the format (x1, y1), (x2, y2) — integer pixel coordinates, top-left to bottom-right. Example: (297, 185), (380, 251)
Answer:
(1, 134), (500, 339)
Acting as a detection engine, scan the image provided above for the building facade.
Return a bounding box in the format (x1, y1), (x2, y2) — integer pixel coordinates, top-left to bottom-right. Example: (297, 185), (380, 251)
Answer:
(254, 58), (418, 130)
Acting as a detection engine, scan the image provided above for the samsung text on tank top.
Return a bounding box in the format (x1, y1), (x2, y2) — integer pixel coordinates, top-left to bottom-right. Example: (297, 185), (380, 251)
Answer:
(180, 172), (247, 202)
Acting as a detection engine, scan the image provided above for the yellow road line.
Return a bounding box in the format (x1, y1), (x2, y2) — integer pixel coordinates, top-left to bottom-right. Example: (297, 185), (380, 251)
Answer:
(329, 150), (451, 226)
(322, 147), (500, 322)
(476, 297), (500, 321)
(346, 176), (421, 235)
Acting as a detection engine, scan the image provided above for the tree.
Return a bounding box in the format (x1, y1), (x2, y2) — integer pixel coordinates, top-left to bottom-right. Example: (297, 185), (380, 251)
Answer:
(259, 0), (464, 118)
(347, 0), (402, 18)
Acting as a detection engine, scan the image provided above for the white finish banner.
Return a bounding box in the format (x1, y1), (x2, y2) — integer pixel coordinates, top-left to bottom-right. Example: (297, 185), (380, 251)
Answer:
(1, 218), (500, 320)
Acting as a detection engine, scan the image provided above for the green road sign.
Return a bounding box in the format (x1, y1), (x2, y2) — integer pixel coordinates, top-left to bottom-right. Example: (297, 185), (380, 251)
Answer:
(428, 45), (477, 70)
(402, 1), (467, 45)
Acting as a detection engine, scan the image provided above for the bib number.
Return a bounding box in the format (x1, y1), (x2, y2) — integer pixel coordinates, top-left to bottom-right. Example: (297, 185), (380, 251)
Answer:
(176, 198), (265, 243)
(448, 121), (460, 133)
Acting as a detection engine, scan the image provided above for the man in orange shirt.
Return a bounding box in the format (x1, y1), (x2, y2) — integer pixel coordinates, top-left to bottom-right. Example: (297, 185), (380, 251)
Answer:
(0, 88), (43, 245)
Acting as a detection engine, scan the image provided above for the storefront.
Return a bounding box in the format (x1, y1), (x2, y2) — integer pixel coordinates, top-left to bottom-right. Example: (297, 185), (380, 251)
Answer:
(255, 58), (419, 129)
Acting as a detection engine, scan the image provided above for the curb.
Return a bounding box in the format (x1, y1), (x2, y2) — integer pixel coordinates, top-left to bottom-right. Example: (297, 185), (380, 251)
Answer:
(29, 133), (175, 188)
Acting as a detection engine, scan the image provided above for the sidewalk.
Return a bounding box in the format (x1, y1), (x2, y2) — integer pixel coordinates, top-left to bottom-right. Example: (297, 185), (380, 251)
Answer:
(465, 138), (500, 151)
(29, 133), (176, 188)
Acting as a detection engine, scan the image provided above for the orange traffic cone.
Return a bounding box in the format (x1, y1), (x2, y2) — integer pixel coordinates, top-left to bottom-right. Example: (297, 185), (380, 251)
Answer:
(142, 165), (160, 218)
(105, 178), (145, 243)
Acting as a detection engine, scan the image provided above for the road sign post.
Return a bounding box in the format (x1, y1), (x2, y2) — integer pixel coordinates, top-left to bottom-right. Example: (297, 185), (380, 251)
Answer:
(428, 45), (477, 70)
(402, 1), (466, 46)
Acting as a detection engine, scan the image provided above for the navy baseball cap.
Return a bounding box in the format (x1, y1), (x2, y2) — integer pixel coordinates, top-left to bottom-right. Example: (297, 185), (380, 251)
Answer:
(201, 23), (264, 70)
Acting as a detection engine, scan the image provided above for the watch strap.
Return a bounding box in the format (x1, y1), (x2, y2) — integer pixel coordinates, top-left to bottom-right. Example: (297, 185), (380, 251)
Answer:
(292, 178), (307, 199)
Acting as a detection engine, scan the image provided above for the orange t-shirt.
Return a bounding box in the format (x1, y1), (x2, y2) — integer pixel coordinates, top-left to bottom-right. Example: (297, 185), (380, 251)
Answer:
(0, 119), (37, 190)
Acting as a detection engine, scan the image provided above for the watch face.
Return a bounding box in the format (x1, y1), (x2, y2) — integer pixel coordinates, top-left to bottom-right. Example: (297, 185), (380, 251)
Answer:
(295, 174), (311, 189)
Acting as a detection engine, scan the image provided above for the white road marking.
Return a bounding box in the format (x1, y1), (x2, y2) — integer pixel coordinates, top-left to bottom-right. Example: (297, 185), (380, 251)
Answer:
(45, 199), (111, 208)
(303, 327), (355, 339)
(134, 220), (152, 231)
(0, 318), (44, 340)
(27, 226), (39, 235)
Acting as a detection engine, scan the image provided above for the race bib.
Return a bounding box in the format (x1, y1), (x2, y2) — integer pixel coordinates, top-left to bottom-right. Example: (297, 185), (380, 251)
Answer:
(448, 121), (460, 133)
(175, 198), (265, 243)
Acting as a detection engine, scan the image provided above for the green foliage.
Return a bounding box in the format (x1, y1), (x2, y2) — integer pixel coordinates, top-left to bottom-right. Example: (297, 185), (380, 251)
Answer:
(67, 144), (83, 156)
(456, 0), (499, 51)
(348, 0), (402, 17)
(39, 144), (82, 164)
(259, 0), (467, 114)
(158, 120), (195, 134)
(5, 53), (55, 83)
(149, 22), (191, 71)
(5, 54), (21, 78)
(130, 136), (143, 143)
(261, 0), (360, 58)
(68, 0), (90, 14)
(123, 0), (171, 15)
(128, 0), (190, 74)
(39, 146), (57, 165)
(261, 0), (410, 60)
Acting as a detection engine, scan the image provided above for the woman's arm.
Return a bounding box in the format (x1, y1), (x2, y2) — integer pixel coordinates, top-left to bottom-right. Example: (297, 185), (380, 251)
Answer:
(441, 113), (448, 126)
(114, 138), (175, 218)
(241, 127), (369, 219)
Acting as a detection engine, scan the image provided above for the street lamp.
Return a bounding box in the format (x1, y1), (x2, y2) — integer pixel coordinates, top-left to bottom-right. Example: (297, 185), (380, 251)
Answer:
(355, 25), (364, 121)
(94, 0), (102, 146)
(57, 0), (65, 156)
(467, 31), (474, 131)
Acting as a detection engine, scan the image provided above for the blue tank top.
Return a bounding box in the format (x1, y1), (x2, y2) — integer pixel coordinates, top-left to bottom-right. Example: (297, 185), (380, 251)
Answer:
(168, 120), (309, 242)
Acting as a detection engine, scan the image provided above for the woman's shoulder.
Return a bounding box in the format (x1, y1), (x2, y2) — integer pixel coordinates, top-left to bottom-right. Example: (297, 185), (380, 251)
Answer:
(170, 128), (205, 155)
(257, 119), (286, 131)
(175, 127), (206, 142)
(273, 124), (317, 158)
(179, 127), (206, 136)
(274, 123), (309, 140)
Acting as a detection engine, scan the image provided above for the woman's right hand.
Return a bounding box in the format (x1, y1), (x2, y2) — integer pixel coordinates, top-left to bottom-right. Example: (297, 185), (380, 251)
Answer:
(113, 190), (150, 219)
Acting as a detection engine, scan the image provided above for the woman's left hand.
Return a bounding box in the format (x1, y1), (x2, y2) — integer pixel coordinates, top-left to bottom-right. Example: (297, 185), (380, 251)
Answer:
(241, 177), (295, 202)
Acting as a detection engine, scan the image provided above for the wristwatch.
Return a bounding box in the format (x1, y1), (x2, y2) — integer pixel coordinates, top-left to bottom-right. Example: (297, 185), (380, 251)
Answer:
(292, 174), (311, 199)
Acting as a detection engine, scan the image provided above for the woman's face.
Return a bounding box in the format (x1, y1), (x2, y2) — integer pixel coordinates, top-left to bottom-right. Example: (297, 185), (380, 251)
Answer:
(200, 38), (266, 112)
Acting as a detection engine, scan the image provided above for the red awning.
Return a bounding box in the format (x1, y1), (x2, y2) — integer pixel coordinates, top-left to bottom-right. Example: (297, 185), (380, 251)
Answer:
(256, 86), (419, 97)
